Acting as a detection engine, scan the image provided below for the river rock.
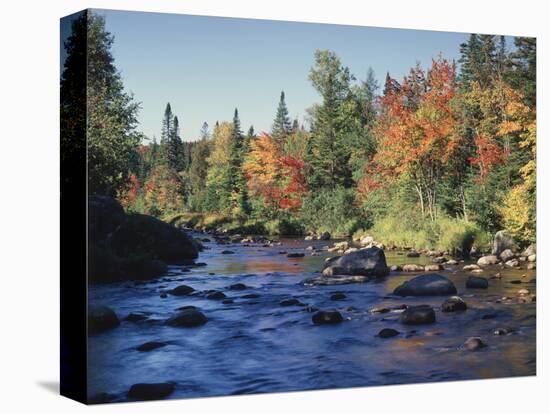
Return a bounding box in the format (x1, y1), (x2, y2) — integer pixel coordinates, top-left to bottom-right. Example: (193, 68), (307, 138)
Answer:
(312, 310), (344, 325)
(302, 275), (370, 286)
(528, 254), (536, 262)
(492, 230), (517, 256)
(169, 284), (195, 296)
(390, 265), (403, 271)
(522, 244), (536, 257)
(441, 296), (467, 312)
(424, 264), (443, 272)
(109, 213), (199, 265)
(477, 255), (499, 266)
(127, 383), (175, 401)
(500, 249), (516, 262)
(446, 259), (458, 265)
(206, 291), (226, 300)
(466, 276), (489, 289)
(463, 337), (486, 351)
(378, 328), (400, 338)
(228, 283), (248, 290)
(136, 341), (167, 352)
(527, 263), (536, 270)
(88, 304), (120, 335)
(402, 264), (425, 272)
(125, 312), (149, 322)
(166, 309), (208, 327)
(221, 250), (235, 254)
(406, 251), (420, 257)
(287, 252), (305, 258)
(304, 235), (315, 241)
(463, 264), (480, 271)
(360, 235), (375, 246)
(322, 247), (389, 277)
(394, 274), (457, 296)
(318, 231), (331, 240)
(505, 258), (520, 268)
(330, 292), (347, 301)
(280, 298), (303, 306)
(400, 305), (436, 325)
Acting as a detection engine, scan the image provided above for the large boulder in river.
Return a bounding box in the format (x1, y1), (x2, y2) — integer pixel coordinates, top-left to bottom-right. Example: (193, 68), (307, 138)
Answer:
(499, 249), (516, 262)
(88, 304), (120, 335)
(110, 214), (199, 265)
(88, 195), (126, 244)
(322, 247), (389, 277)
(318, 231), (331, 240)
(394, 274), (457, 297)
(166, 309), (208, 327)
(492, 230), (518, 256)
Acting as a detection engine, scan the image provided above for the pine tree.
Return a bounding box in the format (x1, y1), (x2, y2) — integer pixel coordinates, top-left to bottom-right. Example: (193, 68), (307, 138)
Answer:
(161, 103), (174, 145)
(507, 37), (536, 107)
(228, 109), (250, 215)
(272, 91), (292, 145)
(166, 115), (186, 172)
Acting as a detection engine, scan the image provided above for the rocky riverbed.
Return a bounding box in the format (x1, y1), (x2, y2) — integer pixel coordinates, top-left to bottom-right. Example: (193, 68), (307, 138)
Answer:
(87, 234), (536, 403)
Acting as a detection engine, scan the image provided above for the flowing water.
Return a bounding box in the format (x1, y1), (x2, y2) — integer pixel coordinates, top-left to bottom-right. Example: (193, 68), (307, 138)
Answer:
(88, 236), (536, 401)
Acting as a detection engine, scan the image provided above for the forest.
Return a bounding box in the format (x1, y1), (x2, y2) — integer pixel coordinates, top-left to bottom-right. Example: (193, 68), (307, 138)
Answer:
(63, 12), (536, 254)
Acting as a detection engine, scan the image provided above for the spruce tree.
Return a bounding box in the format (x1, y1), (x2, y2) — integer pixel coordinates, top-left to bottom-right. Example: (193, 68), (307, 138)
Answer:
(167, 115), (186, 172)
(272, 91), (292, 145)
(200, 122), (210, 140)
(228, 109), (250, 215)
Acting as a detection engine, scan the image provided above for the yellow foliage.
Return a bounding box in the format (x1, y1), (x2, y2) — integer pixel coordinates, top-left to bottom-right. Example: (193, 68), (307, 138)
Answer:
(499, 183), (535, 244)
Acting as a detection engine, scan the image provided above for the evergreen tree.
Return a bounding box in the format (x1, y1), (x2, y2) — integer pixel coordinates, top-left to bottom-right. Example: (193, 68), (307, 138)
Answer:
(161, 103), (174, 145)
(507, 37), (536, 107)
(228, 109), (250, 215)
(307, 50), (355, 189)
(200, 122), (210, 140)
(272, 91), (292, 145)
(166, 115), (186, 172)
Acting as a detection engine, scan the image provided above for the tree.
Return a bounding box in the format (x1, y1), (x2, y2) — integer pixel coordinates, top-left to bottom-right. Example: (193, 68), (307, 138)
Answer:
(227, 109), (250, 215)
(507, 37), (536, 107)
(166, 115), (186, 172)
(204, 122), (233, 212)
(160, 103), (174, 145)
(200, 122), (210, 140)
(187, 137), (211, 211)
(272, 91), (292, 145)
(62, 11), (141, 196)
(307, 50), (355, 189)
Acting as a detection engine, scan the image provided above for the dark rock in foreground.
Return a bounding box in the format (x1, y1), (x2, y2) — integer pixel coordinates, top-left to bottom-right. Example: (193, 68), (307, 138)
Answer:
(169, 284), (195, 296)
(312, 310), (344, 325)
(378, 328), (400, 338)
(136, 341), (167, 352)
(394, 274), (457, 296)
(88, 304), (120, 335)
(166, 309), (208, 327)
(466, 276), (489, 289)
(441, 296), (467, 312)
(400, 305), (436, 325)
(127, 383), (175, 401)
(322, 247), (389, 277)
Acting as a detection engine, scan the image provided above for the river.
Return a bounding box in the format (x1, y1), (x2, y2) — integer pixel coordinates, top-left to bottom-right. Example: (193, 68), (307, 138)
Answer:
(88, 235), (536, 401)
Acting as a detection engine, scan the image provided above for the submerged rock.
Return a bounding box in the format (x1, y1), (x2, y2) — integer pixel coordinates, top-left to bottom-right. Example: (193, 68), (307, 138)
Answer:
(466, 276), (489, 289)
(441, 296), (467, 312)
(136, 341), (167, 352)
(463, 264), (481, 271)
(221, 250), (235, 255)
(394, 274), (457, 297)
(166, 309), (208, 327)
(127, 383), (175, 401)
(287, 252), (305, 258)
(228, 283), (248, 290)
(322, 247), (389, 277)
(124, 312), (149, 322)
(206, 291), (226, 300)
(301, 275), (370, 286)
(406, 251), (420, 257)
(169, 284), (195, 296)
(280, 298), (303, 307)
(88, 304), (120, 335)
(312, 310), (344, 325)
(378, 328), (400, 338)
(400, 305), (436, 325)
(330, 292), (347, 301)
(463, 337), (486, 351)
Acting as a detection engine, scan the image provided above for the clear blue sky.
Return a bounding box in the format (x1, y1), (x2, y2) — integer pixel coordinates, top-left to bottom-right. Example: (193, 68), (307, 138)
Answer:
(65, 9), (511, 141)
